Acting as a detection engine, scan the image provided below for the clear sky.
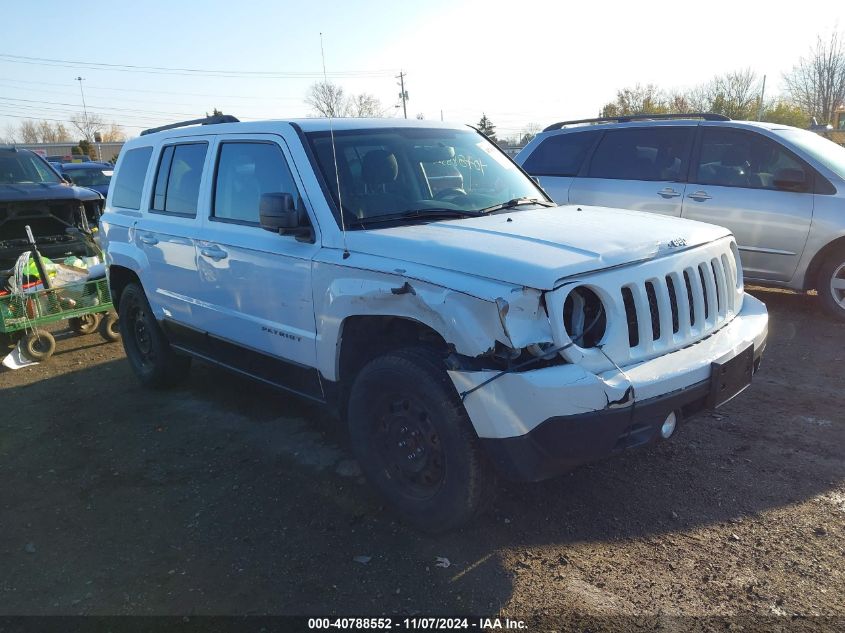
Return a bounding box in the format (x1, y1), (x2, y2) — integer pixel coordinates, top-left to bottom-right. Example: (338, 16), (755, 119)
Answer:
(1, 0), (841, 140)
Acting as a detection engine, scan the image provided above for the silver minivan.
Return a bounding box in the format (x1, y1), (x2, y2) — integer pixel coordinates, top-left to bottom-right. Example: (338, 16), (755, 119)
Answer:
(516, 114), (845, 320)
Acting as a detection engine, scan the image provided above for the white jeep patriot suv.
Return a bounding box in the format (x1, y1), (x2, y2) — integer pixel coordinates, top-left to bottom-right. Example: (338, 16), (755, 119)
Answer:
(101, 115), (768, 532)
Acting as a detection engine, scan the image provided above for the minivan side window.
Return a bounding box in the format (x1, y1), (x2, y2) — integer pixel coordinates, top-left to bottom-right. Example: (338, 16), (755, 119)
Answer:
(694, 128), (808, 191)
(521, 131), (598, 177)
(212, 142), (301, 224)
(587, 127), (692, 182)
(151, 143), (208, 216)
(111, 147), (152, 209)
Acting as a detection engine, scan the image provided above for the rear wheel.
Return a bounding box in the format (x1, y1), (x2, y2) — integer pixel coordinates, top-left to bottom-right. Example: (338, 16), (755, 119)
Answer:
(347, 347), (495, 533)
(118, 283), (190, 387)
(817, 250), (845, 322)
(69, 313), (101, 335)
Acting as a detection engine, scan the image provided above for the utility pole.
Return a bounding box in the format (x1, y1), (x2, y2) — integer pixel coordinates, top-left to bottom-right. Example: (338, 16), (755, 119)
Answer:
(396, 71), (408, 119)
(757, 74), (766, 121)
(76, 76), (91, 142)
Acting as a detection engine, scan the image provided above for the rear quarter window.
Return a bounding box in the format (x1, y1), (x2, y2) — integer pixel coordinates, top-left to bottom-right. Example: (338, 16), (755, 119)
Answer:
(111, 147), (153, 209)
(522, 132), (598, 177)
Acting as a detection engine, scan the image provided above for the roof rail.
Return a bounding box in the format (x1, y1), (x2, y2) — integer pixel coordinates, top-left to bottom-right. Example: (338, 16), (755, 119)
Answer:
(542, 112), (730, 132)
(140, 114), (240, 136)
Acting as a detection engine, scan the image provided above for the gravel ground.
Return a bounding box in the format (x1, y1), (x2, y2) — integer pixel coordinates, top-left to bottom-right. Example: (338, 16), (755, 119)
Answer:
(0, 287), (843, 630)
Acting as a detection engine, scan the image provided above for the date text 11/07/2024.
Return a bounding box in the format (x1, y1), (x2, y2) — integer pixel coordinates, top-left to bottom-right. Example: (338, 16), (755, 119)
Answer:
(307, 617), (527, 630)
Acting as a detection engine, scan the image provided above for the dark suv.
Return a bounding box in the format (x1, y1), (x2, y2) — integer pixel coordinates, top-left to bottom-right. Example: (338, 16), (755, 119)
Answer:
(516, 114), (845, 320)
(0, 147), (103, 270)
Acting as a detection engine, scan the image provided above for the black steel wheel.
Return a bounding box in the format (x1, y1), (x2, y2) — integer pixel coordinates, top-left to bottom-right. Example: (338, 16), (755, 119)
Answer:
(347, 347), (495, 532)
(118, 283), (190, 387)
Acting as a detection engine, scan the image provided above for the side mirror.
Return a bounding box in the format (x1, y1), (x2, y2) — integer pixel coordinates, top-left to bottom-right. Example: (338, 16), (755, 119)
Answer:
(773, 168), (808, 193)
(259, 192), (313, 242)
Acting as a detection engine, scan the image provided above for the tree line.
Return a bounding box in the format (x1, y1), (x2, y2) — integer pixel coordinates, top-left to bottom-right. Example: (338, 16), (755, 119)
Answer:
(599, 31), (845, 127)
(2, 112), (126, 146)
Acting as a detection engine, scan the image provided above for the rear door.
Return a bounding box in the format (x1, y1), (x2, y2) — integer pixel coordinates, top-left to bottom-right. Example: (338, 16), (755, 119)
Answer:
(569, 125), (694, 216)
(681, 126), (814, 282)
(133, 139), (211, 322)
(518, 130), (600, 203)
(191, 133), (321, 386)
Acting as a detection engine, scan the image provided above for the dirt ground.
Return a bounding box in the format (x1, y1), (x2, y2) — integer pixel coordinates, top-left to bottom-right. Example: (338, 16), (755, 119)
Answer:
(0, 287), (843, 628)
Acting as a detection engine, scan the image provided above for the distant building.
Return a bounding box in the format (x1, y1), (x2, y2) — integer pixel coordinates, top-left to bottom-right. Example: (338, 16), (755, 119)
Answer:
(13, 141), (125, 163)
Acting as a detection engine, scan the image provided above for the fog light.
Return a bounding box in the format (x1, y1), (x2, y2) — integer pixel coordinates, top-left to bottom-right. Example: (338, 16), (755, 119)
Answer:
(660, 411), (678, 439)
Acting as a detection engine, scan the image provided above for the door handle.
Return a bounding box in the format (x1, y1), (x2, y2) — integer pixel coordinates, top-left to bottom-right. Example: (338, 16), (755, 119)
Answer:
(657, 187), (681, 198)
(138, 234), (158, 246)
(687, 190), (712, 201)
(200, 245), (228, 261)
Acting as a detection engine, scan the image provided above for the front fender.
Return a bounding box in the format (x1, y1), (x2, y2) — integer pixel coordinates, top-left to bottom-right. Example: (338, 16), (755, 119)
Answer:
(312, 261), (553, 381)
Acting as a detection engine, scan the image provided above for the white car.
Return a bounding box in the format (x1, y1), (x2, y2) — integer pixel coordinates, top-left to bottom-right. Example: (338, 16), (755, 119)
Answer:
(101, 115), (768, 532)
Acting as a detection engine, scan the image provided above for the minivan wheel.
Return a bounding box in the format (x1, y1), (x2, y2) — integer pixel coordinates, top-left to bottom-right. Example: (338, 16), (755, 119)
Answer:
(118, 283), (191, 387)
(347, 347), (495, 533)
(818, 251), (845, 322)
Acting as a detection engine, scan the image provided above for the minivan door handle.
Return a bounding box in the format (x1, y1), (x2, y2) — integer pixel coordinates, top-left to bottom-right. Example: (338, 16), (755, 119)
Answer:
(657, 187), (681, 198)
(138, 233), (158, 246)
(200, 245), (228, 261)
(687, 190), (712, 201)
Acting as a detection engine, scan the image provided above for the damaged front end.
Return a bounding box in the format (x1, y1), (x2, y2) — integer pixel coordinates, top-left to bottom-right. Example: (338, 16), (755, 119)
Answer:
(0, 194), (102, 271)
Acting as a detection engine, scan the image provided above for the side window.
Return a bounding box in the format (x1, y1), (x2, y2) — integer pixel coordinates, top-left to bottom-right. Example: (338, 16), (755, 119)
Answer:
(213, 142), (302, 224)
(521, 132), (598, 176)
(694, 128), (808, 190)
(588, 127), (692, 181)
(111, 147), (152, 209)
(151, 142), (208, 216)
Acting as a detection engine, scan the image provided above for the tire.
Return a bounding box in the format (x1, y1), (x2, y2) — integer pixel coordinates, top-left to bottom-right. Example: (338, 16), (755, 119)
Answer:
(817, 250), (845, 322)
(22, 330), (56, 361)
(118, 283), (190, 387)
(347, 347), (495, 533)
(99, 312), (120, 342)
(69, 313), (102, 335)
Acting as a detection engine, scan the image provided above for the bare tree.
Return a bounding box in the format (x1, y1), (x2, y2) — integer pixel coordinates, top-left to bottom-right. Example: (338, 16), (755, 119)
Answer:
(32, 120), (73, 143)
(783, 31), (845, 124)
(1, 123), (18, 144)
(347, 93), (386, 117)
(305, 81), (348, 118)
(704, 68), (761, 119)
(101, 123), (126, 142)
(18, 120), (39, 143)
(601, 84), (668, 117)
(70, 111), (106, 142)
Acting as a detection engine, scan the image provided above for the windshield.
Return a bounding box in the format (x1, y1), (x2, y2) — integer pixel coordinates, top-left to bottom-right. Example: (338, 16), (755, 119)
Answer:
(65, 167), (113, 187)
(778, 129), (845, 180)
(0, 150), (62, 185)
(306, 127), (548, 226)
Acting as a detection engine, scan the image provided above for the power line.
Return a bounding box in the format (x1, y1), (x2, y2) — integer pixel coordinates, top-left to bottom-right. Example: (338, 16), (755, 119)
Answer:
(0, 77), (305, 101)
(0, 53), (399, 79)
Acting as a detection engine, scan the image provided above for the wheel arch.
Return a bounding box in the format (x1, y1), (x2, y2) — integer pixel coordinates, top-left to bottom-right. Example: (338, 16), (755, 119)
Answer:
(802, 236), (845, 290)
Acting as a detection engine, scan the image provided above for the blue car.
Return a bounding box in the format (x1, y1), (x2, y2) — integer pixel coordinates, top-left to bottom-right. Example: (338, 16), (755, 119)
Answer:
(52, 161), (113, 197)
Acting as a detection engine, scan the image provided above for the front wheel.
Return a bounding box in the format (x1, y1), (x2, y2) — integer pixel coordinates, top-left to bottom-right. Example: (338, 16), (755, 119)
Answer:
(118, 283), (191, 387)
(817, 251), (845, 322)
(347, 347), (495, 533)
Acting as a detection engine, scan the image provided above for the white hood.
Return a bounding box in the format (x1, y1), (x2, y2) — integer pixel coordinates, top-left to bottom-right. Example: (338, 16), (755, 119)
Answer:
(344, 205), (732, 290)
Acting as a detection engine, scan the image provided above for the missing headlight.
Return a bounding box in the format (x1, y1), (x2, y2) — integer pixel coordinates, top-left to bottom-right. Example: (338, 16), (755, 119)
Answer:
(563, 286), (607, 348)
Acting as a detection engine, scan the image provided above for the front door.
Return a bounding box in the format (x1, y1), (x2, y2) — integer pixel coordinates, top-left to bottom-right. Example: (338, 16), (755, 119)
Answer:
(681, 126), (814, 282)
(191, 134), (321, 394)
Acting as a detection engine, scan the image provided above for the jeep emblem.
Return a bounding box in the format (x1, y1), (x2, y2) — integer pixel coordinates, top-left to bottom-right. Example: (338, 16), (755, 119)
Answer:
(667, 237), (687, 248)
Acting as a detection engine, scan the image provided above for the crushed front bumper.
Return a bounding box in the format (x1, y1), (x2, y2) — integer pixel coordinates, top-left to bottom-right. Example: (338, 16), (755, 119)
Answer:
(448, 294), (768, 482)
